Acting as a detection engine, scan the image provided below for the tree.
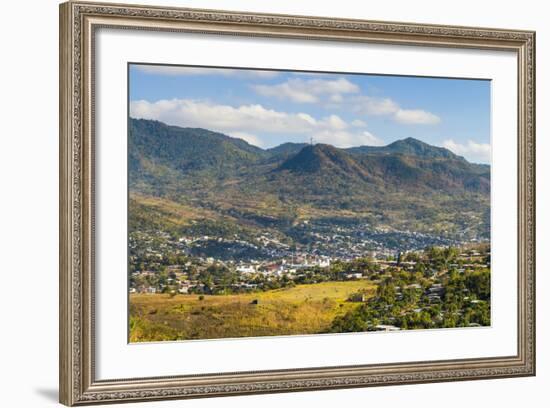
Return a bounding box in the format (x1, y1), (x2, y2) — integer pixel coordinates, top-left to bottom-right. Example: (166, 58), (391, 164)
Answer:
(465, 269), (490, 300)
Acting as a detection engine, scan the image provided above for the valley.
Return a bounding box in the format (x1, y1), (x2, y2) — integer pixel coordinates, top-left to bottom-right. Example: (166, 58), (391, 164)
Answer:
(127, 118), (491, 341)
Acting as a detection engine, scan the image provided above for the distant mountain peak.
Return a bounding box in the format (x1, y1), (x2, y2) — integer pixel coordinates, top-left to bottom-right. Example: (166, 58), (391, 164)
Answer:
(277, 143), (369, 179)
(391, 137), (426, 146)
(309, 143), (339, 153)
(129, 117), (266, 174)
(347, 137), (460, 160)
(265, 142), (309, 158)
(388, 137), (434, 150)
(130, 118), (490, 216)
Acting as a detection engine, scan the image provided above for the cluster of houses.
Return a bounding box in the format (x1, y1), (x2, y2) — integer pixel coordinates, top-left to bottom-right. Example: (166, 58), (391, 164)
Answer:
(130, 255), (334, 294)
(235, 256), (331, 276)
(130, 226), (490, 297)
(130, 247), (490, 296)
(139, 222), (475, 266)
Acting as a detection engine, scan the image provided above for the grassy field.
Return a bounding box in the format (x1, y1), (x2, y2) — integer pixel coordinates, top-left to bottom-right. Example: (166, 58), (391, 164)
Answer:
(129, 280), (376, 342)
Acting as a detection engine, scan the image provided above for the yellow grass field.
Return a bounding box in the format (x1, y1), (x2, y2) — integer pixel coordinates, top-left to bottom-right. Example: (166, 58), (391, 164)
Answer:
(129, 280), (376, 342)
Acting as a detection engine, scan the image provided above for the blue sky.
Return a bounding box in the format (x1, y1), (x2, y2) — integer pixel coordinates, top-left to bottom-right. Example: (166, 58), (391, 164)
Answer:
(129, 64), (491, 164)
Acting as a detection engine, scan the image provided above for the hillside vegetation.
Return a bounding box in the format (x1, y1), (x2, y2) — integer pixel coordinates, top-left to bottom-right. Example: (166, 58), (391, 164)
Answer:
(129, 118), (490, 245)
(130, 280), (376, 341)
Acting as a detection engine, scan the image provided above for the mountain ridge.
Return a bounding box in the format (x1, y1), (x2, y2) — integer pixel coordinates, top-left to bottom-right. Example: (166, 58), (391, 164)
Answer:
(129, 118), (490, 242)
(346, 137), (461, 161)
(130, 118), (486, 164)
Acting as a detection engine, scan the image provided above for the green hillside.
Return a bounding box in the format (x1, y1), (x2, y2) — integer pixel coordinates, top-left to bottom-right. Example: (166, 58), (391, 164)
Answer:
(128, 118), (490, 244)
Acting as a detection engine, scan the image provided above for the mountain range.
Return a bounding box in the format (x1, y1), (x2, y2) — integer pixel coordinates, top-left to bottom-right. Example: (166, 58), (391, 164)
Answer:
(128, 118), (490, 244)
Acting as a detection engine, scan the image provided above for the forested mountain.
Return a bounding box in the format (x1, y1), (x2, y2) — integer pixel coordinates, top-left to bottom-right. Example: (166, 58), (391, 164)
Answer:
(129, 118), (490, 243)
(346, 137), (459, 159)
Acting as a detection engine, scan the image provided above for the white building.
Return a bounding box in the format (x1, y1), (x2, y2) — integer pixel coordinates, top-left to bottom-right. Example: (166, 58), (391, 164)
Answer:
(236, 265), (256, 274)
(318, 258), (331, 267)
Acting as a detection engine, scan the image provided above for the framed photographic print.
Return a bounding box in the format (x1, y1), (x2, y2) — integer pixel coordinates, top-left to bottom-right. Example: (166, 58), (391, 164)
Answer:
(59, 1), (536, 405)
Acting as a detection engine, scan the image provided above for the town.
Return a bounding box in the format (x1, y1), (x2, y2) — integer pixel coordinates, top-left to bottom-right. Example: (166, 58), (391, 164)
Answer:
(129, 221), (489, 295)
(129, 224), (490, 333)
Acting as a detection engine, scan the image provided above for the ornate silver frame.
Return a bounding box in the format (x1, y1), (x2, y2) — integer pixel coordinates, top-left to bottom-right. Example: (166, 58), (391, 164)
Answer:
(59, 1), (536, 405)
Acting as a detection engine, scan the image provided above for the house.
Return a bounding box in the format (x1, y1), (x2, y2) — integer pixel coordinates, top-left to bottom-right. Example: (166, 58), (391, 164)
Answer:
(236, 265), (256, 274)
(317, 258), (331, 268)
(428, 284), (444, 295)
(261, 263), (282, 275)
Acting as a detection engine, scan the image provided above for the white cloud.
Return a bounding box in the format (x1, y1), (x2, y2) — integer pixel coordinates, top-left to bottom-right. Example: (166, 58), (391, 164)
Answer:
(254, 78), (440, 126)
(442, 139), (491, 163)
(134, 65), (279, 79)
(135, 67), (441, 127)
(394, 109), (441, 125)
(130, 98), (382, 148)
(227, 131), (263, 147)
(360, 131), (385, 146)
(352, 96), (440, 125)
(131, 99), (324, 134)
(252, 78), (359, 103)
(351, 119), (367, 128)
(320, 114), (348, 130)
(129, 99), (328, 134)
(313, 130), (384, 148)
(353, 96), (400, 116)
(296, 112), (317, 125)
